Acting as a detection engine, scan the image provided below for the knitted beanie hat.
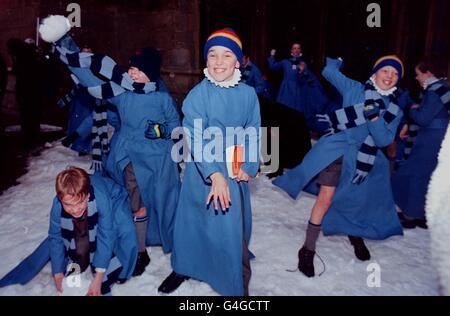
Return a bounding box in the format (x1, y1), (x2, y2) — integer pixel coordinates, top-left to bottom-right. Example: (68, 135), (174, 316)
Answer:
(369, 55), (404, 81)
(203, 28), (243, 64)
(129, 47), (162, 81)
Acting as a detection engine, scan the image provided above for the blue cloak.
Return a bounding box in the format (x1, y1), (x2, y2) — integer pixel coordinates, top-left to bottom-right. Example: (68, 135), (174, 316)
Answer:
(0, 174), (137, 287)
(68, 64), (181, 254)
(273, 58), (404, 240)
(392, 80), (450, 219)
(171, 79), (260, 296)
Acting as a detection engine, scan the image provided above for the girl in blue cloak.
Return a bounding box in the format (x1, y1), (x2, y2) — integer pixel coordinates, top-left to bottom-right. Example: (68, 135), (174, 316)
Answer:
(38, 15), (181, 278)
(392, 55), (450, 229)
(0, 167), (138, 296)
(273, 56), (407, 278)
(158, 28), (261, 296)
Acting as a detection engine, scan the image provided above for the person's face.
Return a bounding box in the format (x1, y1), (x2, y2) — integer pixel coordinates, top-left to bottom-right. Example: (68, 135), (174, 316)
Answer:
(415, 66), (434, 87)
(128, 67), (150, 83)
(291, 43), (301, 57)
(81, 47), (92, 53)
(206, 45), (240, 82)
(372, 66), (399, 90)
(61, 194), (89, 218)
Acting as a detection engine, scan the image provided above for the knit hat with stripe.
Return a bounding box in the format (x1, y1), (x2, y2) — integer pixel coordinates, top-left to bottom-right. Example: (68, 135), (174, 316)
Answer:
(204, 28), (243, 64)
(369, 55), (404, 82)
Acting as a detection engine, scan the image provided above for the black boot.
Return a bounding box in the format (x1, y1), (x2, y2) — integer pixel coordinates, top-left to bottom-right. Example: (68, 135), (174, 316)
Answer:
(298, 246), (315, 277)
(348, 236), (371, 261)
(158, 271), (190, 294)
(133, 250), (151, 276)
(414, 219), (428, 229)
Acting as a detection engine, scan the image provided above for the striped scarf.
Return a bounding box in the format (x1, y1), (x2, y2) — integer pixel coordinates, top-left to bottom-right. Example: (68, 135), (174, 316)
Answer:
(91, 99), (110, 171)
(53, 35), (156, 99)
(316, 80), (401, 184)
(404, 80), (450, 159)
(60, 187), (122, 295)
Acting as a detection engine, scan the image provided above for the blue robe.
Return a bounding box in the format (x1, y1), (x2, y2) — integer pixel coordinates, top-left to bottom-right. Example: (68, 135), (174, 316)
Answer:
(392, 81), (450, 219)
(171, 79), (260, 296)
(241, 61), (265, 95)
(267, 56), (330, 129)
(68, 66), (180, 253)
(0, 174), (137, 287)
(273, 58), (404, 240)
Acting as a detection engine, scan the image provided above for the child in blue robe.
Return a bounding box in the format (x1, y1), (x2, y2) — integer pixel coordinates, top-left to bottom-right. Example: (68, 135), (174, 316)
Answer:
(158, 28), (260, 296)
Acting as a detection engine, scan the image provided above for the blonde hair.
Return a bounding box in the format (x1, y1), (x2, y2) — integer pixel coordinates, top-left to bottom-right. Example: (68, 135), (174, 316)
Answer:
(55, 166), (90, 200)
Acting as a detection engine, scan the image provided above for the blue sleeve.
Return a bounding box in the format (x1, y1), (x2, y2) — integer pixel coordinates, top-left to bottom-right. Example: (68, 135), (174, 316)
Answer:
(409, 92), (444, 126)
(367, 111), (404, 148)
(322, 57), (363, 97)
(48, 197), (66, 275)
(267, 56), (283, 71)
(241, 90), (261, 177)
(75, 111), (93, 138)
(92, 188), (115, 270)
(182, 90), (222, 183)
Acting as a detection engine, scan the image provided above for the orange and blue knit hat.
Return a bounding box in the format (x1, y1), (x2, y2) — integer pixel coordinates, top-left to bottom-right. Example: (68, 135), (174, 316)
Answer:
(204, 28), (243, 64)
(369, 55), (404, 81)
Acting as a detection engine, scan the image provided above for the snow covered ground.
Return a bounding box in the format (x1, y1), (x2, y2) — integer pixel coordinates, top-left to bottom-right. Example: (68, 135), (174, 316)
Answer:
(0, 141), (440, 296)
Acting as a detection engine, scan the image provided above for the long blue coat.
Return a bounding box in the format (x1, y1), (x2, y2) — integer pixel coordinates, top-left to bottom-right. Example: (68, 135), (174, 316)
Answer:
(273, 58), (404, 240)
(171, 79), (260, 296)
(392, 80), (450, 219)
(69, 65), (181, 254)
(267, 56), (330, 128)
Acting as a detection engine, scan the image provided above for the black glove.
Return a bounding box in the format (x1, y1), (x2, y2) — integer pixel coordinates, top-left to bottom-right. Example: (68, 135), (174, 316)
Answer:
(363, 105), (380, 121)
(62, 131), (80, 147)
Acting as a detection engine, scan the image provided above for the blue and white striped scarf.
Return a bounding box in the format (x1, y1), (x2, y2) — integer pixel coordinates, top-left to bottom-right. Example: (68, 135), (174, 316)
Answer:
(316, 80), (402, 184)
(60, 187), (122, 295)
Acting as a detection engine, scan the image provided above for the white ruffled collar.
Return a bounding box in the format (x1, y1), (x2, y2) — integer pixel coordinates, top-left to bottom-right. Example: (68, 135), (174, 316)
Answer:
(370, 77), (397, 96)
(204, 68), (241, 88)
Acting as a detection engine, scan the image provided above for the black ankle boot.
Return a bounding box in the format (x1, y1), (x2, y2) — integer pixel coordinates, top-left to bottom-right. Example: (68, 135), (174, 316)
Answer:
(133, 250), (151, 276)
(348, 236), (371, 261)
(158, 271), (190, 294)
(298, 246), (315, 277)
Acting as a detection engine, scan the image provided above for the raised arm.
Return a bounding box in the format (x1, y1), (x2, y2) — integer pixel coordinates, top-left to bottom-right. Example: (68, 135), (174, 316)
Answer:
(322, 57), (362, 97)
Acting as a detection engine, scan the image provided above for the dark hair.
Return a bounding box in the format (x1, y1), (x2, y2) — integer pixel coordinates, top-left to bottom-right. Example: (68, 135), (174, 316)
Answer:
(416, 55), (448, 78)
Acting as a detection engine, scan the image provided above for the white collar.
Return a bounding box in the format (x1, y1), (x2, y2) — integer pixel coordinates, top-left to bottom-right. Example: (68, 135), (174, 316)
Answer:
(204, 68), (241, 88)
(370, 77), (397, 96)
(423, 76), (440, 90)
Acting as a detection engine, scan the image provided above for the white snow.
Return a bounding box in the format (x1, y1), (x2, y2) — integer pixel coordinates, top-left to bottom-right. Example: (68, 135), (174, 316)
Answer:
(0, 141), (440, 296)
